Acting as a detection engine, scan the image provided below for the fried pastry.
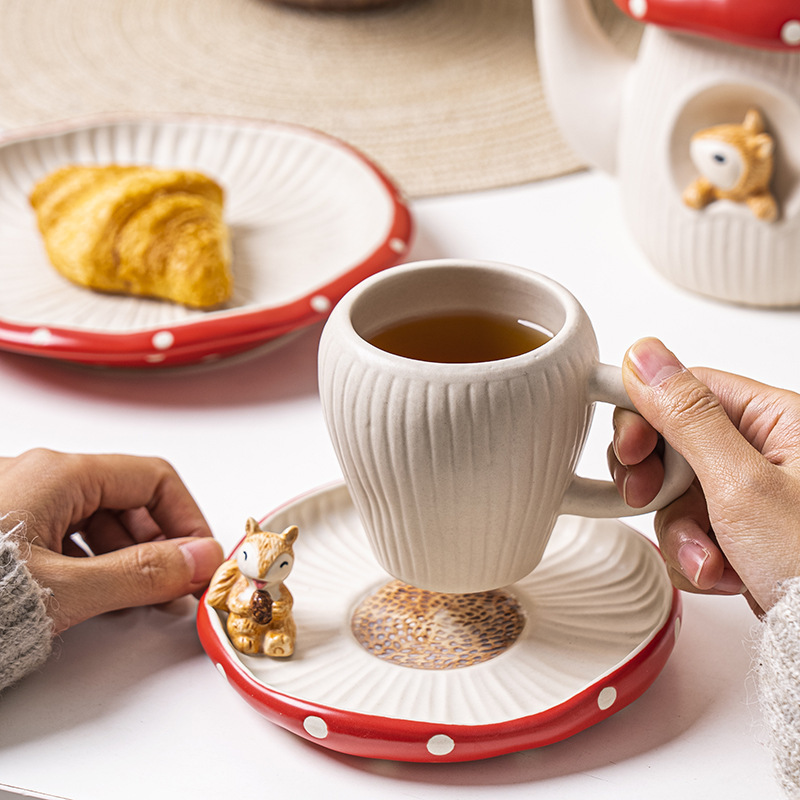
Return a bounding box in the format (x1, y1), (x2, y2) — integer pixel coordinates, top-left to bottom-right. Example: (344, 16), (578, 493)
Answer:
(30, 164), (233, 308)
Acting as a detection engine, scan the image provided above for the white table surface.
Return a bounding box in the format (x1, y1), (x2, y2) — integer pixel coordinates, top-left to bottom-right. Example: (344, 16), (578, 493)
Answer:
(0, 169), (793, 799)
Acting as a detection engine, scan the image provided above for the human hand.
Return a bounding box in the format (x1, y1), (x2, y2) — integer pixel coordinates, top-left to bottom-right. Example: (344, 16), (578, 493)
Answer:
(0, 449), (224, 632)
(608, 338), (800, 615)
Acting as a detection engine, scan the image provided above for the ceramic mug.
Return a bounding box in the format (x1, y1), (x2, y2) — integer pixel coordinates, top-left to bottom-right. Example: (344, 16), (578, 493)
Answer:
(318, 259), (693, 594)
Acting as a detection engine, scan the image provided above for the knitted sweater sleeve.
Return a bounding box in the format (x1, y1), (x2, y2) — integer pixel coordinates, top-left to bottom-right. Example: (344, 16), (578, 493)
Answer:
(755, 577), (800, 798)
(0, 529), (53, 693)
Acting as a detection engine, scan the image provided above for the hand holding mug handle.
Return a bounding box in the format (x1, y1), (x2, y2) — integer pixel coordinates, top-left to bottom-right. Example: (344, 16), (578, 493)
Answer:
(560, 363), (695, 517)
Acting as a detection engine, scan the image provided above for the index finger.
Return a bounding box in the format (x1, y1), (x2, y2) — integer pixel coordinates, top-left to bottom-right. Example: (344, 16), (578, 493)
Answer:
(612, 406), (660, 466)
(73, 453), (212, 541)
(1, 450), (211, 546)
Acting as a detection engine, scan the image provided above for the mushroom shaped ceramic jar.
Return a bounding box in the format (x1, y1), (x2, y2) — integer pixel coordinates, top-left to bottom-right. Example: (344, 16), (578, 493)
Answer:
(534, 0), (800, 306)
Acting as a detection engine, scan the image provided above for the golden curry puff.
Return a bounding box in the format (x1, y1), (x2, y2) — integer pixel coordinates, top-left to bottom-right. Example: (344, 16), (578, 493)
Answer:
(29, 165), (233, 308)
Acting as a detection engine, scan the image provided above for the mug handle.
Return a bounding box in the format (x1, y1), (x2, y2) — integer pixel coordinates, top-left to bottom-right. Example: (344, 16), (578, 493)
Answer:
(560, 363), (695, 518)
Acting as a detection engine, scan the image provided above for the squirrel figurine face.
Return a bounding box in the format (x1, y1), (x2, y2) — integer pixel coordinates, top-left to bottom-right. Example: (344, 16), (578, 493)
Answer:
(206, 518), (299, 657)
(683, 108), (778, 222)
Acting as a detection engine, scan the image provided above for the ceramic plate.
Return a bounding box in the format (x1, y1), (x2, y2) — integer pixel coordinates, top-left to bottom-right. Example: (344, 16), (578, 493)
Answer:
(198, 482), (681, 763)
(0, 115), (413, 367)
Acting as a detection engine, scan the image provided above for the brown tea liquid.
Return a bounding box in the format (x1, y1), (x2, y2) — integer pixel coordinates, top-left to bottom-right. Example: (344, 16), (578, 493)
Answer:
(367, 311), (552, 363)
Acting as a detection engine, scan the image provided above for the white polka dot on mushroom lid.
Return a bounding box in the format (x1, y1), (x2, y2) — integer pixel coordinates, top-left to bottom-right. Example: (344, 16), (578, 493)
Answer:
(628, 0), (647, 18)
(781, 20), (800, 46)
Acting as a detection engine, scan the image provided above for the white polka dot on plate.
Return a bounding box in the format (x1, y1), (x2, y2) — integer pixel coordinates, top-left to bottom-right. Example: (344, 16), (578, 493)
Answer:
(151, 330), (175, 350)
(598, 686), (617, 711)
(303, 716), (329, 739)
(30, 327), (53, 346)
(311, 295), (332, 314)
(427, 734), (455, 756)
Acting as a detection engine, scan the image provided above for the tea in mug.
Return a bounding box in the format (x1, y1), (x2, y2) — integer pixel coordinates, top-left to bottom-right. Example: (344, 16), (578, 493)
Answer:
(367, 311), (552, 363)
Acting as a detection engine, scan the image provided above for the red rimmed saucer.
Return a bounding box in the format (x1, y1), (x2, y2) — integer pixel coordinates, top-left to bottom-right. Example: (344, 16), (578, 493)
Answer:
(198, 482), (681, 763)
(0, 115), (413, 367)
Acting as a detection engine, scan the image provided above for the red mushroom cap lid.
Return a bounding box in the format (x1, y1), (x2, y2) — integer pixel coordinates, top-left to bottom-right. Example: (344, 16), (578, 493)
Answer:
(613, 0), (800, 51)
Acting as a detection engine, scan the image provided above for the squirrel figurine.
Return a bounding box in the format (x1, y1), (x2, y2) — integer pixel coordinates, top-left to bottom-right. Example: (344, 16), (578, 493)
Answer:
(206, 518), (298, 657)
(683, 108), (778, 222)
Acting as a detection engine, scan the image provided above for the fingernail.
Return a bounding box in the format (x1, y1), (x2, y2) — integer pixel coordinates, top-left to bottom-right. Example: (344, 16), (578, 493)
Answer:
(627, 338), (685, 388)
(180, 538), (224, 584)
(611, 428), (623, 464)
(677, 541), (710, 587)
(621, 469), (632, 507)
(611, 460), (628, 500)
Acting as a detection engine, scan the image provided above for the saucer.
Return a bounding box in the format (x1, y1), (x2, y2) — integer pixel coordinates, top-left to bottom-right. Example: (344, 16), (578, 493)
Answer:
(197, 482), (680, 763)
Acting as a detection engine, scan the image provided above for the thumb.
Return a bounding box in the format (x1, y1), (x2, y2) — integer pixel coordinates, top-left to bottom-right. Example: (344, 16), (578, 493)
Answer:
(29, 537), (224, 632)
(621, 338), (758, 485)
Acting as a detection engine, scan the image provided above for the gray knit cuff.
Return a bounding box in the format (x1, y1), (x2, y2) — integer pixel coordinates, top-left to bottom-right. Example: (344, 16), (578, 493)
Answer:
(0, 529), (54, 693)
(755, 577), (800, 798)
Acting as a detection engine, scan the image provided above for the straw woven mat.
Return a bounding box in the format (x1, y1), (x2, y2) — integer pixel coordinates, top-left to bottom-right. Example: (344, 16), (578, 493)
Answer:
(0, 0), (640, 197)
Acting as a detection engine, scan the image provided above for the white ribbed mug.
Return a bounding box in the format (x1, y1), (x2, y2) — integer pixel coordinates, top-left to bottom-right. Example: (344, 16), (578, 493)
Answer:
(318, 260), (693, 593)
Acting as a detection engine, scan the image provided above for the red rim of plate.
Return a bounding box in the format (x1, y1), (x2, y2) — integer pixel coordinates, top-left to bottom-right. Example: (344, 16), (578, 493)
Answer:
(0, 114), (414, 367)
(197, 485), (681, 763)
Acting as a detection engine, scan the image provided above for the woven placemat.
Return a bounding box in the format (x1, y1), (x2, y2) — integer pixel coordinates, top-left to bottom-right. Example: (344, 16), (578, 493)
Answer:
(0, 0), (639, 197)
